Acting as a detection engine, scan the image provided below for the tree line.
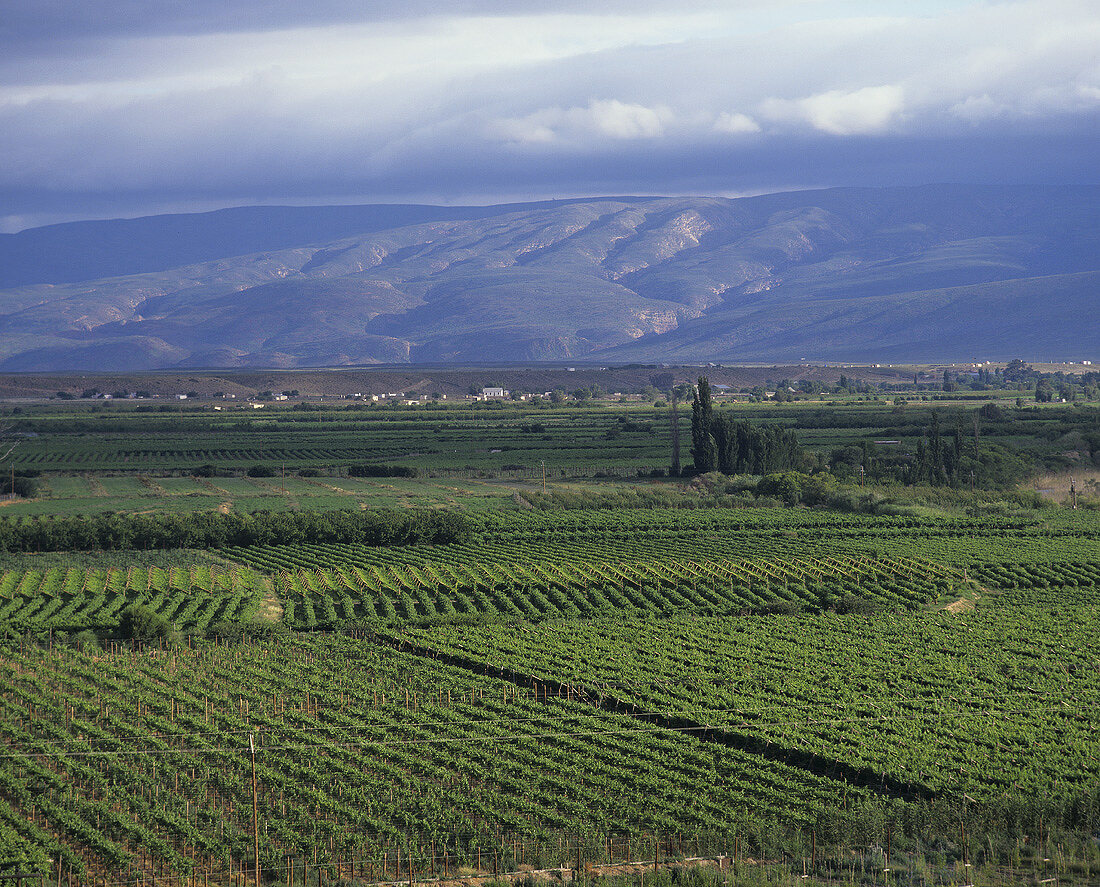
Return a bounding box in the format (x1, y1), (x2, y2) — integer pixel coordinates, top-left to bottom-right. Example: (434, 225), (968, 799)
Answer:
(688, 376), (803, 475)
(0, 508), (473, 553)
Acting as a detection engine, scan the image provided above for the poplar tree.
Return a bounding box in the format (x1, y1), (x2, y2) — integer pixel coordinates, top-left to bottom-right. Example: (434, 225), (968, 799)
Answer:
(690, 376), (718, 472)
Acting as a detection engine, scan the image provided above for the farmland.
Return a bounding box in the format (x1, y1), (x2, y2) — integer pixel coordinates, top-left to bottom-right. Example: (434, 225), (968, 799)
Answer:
(1, 376), (1099, 885)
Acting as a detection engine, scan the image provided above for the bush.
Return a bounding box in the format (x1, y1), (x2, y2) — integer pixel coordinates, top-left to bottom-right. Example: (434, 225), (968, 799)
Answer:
(246, 465), (276, 477)
(118, 604), (177, 644)
(978, 402), (1005, 421)
(347, 464), (419, 478)
(0, 507), (475, 552)
(757, 471), (808, 506)
(1, 476), (37, 498)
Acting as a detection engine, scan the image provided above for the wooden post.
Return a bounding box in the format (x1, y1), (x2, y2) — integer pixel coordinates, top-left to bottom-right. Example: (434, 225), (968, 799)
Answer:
(250, 734), (260, 887)
(885, 824), (891, 876)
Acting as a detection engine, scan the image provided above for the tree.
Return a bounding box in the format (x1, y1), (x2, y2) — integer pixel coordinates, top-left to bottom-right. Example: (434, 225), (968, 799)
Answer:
(1003, 359), (1034, 384)
(672, 382), (694, 401)
(690, 377), (717, 472)
(911, 438), (930, 484)
(669, 398), (682, 476)
(710, 412), (740, 475)
(928, 411), (947, 485)
(942, 370), (956, 392)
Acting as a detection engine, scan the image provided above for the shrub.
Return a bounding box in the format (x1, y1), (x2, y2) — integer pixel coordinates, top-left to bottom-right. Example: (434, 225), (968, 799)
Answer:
(347, 464), (419, 478)
(118, 604), (176, 644)
(1, 476), (37, 498)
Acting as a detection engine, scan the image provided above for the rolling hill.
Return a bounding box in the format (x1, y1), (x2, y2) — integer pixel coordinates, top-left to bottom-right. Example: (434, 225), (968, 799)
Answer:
(0, 185), (1096, 370)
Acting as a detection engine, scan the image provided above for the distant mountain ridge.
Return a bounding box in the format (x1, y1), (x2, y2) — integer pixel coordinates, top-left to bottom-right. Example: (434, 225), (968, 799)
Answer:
(0, 185), (1096, 370)
(0, 199), (623, 289)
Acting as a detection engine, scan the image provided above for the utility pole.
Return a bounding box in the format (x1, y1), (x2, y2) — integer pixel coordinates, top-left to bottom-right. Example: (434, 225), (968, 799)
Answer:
(858, 465), (865, 487)
(541, 460), (546, 493)
(250, 733), (260, 887)
(1071, 476), (1078, 509)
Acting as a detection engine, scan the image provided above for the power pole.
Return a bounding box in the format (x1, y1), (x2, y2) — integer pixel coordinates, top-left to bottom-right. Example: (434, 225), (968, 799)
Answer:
(1071, 476), (1078, 509)
(858, 465), (865, 487)
(541, 460), (546, 493)
(250, 733), (260, 887)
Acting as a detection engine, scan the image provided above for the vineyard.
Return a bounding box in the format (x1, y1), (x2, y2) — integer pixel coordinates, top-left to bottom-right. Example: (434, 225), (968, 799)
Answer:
(0, 566), (265, 632)
(6, 409), (675, 475)
(0, 634), (877, 880)
(265, 555), (955, 628)
(2, 413), (1100, 887)
(400, 600), (1100, 802)
(221, 506), (1100, 573)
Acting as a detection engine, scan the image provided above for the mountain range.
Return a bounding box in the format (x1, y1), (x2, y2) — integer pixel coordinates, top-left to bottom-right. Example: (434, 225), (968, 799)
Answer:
(1, 185), (1096, 371)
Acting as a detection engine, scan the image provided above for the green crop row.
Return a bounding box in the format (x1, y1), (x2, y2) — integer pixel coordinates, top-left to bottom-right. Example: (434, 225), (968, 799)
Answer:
(270, 555), (955, 628)
(0, 566), (264, 631)
(0, 634), (868, 878)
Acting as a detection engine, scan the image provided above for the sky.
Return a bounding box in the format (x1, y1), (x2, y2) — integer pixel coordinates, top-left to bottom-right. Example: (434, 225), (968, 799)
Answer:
(1, 0), (1098, 231)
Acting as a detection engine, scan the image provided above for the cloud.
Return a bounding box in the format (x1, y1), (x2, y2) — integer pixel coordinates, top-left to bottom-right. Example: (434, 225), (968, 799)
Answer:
(0, 0), (745, 44)
(713, 112), (761, 135)
(495, 100), (671, 144)
(760, 85), (906, 135)
(1, 0), (1099, 228)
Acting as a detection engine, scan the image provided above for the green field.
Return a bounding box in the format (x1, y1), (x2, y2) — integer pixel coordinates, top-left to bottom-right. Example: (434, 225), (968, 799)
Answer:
(1, 386), (1099, 885)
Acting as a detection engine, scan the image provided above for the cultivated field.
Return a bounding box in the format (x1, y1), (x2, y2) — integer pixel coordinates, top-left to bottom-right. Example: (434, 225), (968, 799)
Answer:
(1, 378), (1098, 885)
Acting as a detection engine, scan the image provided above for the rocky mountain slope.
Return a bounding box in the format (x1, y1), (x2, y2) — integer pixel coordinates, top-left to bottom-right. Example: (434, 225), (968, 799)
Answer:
(1, 185), (1096, 370)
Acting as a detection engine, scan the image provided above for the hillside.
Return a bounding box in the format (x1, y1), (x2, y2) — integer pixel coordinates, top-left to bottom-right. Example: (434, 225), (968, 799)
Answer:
(0, 185), (1096, 370)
